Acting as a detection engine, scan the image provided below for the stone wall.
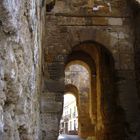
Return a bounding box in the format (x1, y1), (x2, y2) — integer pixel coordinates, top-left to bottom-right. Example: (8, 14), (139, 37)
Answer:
(0, 0), (46, 139)
(132, 0), (140, 107)
(0, 0), (139, 140)
(132, 2), (140, 139)
(44, 0), (140, 140)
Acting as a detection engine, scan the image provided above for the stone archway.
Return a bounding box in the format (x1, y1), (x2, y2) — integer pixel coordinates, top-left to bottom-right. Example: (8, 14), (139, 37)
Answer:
(1, 1), (140, 140)
(64, 41), (126, 140)
(65, 51), (97, 123)
(65, 61), (95, 138)
(64, 84), (79, 134)
(42, 41), (126, 140)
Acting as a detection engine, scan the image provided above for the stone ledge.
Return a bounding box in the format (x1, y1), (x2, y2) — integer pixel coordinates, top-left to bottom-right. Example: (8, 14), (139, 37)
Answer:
(55, 16), (127, 26)
(47, 12), (130, 18)
(46, 13), (130, 26)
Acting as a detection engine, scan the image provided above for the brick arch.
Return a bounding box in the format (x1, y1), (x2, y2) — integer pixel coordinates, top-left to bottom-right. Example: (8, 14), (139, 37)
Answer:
(70, 30), (116, 56)
(65, 50), (97, 124)
(65, 60), (91, 115)
(72, 41), (114, 62)
(64, 41), (126, 139)
(65, 51), (96, 75)
(65, 84), (79, 101)
(64, 65), (95, 138)
(64, 84), (79, 121)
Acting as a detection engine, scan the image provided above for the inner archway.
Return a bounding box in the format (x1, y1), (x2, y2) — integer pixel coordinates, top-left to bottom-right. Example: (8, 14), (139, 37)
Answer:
(44, 41), (125, 140)
(64, 61), (95, 139)
(63, 41), (124, 140)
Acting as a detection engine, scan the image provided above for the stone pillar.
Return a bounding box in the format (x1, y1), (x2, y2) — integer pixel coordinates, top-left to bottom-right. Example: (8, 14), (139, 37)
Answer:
(41, 54), (65, 140)
(116, 70), (140, 140)
(79, 117), (95, 138)
(133, 5), (140, 140)
(90, 76), (97, 123)
(97, 49), (126, 140)
(78, 92), (95, 138)
(41, 92), (63, 140)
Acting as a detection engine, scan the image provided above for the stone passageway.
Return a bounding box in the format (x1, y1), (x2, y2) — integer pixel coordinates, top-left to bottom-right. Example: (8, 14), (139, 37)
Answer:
(58, 134), (86, 140)
(0, 0), (140, 140)
(43, 0), (140, 139)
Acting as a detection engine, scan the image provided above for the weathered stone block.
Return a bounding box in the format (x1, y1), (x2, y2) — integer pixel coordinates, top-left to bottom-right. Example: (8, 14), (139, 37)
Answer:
(108, 18), (123, 26)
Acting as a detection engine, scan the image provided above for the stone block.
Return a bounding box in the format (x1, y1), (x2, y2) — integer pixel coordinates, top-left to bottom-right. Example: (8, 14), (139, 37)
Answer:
(45, 80), (64, 92)
(119, 53), (134, 70)
(108, 18), (123, 26)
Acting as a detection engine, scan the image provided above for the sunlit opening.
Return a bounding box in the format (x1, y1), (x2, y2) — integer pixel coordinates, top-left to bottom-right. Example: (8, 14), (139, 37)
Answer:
(58, 63), (91, 139)
(60, 93), (78, 135)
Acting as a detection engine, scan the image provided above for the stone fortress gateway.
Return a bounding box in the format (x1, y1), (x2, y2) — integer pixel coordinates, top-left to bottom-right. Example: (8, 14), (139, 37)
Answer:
(0, 0), (140, 140)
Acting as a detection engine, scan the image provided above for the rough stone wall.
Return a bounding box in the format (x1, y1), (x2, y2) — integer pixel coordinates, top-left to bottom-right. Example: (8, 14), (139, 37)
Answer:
(132, 2), (140, 139)
(0, 0), (46, 139)
(132, 0), (140, 108)
(44, 0), (140, 140)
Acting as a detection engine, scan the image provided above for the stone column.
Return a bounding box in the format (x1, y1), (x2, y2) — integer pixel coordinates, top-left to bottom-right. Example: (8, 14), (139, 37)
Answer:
(97, 49), (126, 140)
(41, 92), (63, 140)
(41, 54), (65, 140)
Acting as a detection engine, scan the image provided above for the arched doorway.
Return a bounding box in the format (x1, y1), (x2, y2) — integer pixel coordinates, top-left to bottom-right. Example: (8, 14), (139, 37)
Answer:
(42, 41), (125, 140)
(63, 41), (124, 140)
(64, 59), (95, 138)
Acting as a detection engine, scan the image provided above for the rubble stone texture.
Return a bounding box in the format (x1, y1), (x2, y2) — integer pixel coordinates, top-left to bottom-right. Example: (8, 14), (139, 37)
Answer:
(0, 0), (46, 139)
(0, 0), (140, 140)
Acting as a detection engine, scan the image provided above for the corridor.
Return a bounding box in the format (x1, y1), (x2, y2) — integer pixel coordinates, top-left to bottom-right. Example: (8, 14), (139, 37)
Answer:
(58, 134), (96, 140)
(58, 134), (86, 140)
(0, 0), (140, 140)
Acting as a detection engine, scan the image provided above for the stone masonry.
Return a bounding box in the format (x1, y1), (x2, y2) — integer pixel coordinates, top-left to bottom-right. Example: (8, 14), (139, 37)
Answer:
(43, 0), (140, 140)
(0, 0), (140, 140)
(0, 0), (47, 139)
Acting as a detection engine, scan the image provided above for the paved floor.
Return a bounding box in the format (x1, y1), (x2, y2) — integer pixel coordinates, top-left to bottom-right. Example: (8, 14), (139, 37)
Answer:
(58, 134), (85, 140)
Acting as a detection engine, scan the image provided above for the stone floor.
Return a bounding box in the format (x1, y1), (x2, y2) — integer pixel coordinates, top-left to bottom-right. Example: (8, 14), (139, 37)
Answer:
(58, 134), (96, 140)
(58, 134), (86, 140)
